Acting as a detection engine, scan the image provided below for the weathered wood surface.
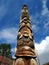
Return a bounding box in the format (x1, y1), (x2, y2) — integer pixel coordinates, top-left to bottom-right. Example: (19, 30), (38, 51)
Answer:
(15, 5), (38, 65)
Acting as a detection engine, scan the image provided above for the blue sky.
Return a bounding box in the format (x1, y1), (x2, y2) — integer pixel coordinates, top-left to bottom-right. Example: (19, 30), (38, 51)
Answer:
(0, 0), (49, 65)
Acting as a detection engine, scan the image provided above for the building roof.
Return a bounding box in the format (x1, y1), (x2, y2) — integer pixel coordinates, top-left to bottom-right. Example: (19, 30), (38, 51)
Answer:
(43, 62), (49, 65)
(0, 56), (2, 62)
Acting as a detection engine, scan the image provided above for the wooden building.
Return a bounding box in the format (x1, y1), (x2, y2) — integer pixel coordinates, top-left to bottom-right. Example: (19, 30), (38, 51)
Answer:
(0, 55), (15, 65)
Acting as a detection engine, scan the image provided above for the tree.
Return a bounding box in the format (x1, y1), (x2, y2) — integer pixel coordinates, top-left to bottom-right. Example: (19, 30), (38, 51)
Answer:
(0, 44), (11, 57)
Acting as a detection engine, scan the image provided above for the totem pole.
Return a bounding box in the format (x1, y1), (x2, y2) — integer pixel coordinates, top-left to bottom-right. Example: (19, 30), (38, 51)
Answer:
(15, 5), (38, 65)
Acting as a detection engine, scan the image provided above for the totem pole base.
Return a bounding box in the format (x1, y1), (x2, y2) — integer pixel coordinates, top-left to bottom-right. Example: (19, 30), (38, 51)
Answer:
(15, 58), (37, 65)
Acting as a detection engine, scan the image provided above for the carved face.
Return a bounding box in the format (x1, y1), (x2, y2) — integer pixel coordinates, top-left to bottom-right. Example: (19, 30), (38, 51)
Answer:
(22, 31), (29, 42)
(18, 31), (33, 40)
(17, 30), (35, 50)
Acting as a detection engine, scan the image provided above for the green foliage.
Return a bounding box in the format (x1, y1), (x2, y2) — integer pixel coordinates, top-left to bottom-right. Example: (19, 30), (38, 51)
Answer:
(0, 44), (11, 57)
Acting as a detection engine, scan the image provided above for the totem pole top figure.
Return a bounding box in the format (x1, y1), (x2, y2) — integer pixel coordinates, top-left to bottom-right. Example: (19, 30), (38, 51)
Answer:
(15, 5), (37, 58)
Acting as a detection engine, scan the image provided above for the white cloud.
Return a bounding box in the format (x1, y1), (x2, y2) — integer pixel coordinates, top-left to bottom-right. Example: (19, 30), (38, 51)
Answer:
(11, 47), (16, 59)
(30, 15), (40, 33)
(0, 27), (18, 58)
(0, 4), (8, 20)
(0, 0), (14, 20)
(11, 48), (15, 53)
(35, 36), (49, 65)
(41, 0), (49, 15)
(0, 27), (18, 43)
(12, 55), (16, 59)
(32, 24), (39, 33)
(43, 21), (49, 34)
(11, 47), (16, 53)
(30, 15), (39, 24)
(41, 0), (49, 34)
(44, 21), (49, 29)
(42, 6), (48, 15)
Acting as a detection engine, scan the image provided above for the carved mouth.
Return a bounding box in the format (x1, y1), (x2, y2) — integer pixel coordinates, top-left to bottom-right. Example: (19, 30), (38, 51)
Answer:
(23, 35), (28, 38)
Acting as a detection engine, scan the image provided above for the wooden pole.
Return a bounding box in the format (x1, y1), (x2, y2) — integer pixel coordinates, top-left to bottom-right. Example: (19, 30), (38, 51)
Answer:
(15, 5), (38, 65)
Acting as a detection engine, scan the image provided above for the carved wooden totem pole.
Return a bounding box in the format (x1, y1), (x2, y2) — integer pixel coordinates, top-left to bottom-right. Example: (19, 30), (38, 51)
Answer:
(15, 5), (38, 65)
